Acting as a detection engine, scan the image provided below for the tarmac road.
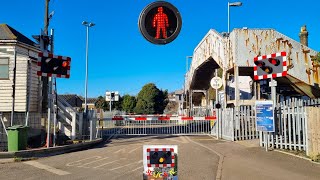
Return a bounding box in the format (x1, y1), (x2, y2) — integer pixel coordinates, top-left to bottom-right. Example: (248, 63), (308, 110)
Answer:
(0, 135), (320, 180)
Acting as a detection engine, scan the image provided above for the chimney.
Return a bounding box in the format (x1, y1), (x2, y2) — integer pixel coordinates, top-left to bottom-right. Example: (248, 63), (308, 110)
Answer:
(299, 25), (308, 46)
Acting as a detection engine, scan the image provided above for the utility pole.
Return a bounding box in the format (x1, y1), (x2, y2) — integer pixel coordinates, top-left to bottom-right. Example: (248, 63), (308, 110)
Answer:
(44, 0), (52, 148)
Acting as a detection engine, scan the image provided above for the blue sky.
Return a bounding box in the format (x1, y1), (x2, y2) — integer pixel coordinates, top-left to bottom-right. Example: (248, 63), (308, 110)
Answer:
(1, 0), (319, 97)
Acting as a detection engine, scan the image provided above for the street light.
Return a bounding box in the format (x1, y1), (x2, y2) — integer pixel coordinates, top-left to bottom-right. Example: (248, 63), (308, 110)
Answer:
(227, 1), (242, 129)
(82, 21), (95, 116)
(228, 1), (242, 33)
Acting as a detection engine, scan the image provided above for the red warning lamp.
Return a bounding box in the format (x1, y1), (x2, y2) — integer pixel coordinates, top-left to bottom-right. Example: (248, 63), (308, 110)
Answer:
(268, 58), (280, 66)
(138, 1), (182, 45)
(254, 61), (265, 67)
(62, 61), (69, 68)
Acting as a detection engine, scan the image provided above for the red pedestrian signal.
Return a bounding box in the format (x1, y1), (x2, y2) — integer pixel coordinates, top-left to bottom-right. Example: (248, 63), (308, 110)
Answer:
(138, 1), (182, 45)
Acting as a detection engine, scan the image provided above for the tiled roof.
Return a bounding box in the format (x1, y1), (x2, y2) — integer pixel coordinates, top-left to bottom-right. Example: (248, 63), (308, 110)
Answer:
(58, 94), (78, 101)
(86, 98), (98, 104)
(0, 24), (36, 47)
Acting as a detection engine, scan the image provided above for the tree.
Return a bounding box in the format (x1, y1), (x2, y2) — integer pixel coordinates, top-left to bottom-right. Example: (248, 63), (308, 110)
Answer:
(312, 52), (320, 63)
(134, 83), (168, 114)
(122, 94), (136, 113)
(95, 96), (108, 111)
(113, 96), (123, 111)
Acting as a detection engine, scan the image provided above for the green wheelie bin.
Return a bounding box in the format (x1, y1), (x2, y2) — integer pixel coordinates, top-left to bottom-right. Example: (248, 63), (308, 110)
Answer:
(6, 125), (28, 152)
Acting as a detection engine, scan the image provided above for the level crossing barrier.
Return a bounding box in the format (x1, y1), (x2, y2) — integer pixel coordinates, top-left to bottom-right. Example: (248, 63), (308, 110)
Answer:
(98, 115), (216, 136)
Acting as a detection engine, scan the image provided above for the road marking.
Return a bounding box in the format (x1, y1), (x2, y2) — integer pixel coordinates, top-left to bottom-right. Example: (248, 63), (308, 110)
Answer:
(180, 135), (190, 143)
(78, 157), (109, 168)
(128, 165), (143, 173)
(66, 156), (101, 167)
(93, 158), (126, 169)
(185, 136), (224, 180)
(24, 161), (70, 176)
(114, 148), (130, 154)
(109, 160), (143, 171)
(167, 136), (189, 144)
(128, 147), (140, 153)
(196, 139), (216, 141)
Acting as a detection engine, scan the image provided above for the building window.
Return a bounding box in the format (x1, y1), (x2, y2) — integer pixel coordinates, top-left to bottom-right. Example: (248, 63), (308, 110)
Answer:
(0, 58), (9, 79)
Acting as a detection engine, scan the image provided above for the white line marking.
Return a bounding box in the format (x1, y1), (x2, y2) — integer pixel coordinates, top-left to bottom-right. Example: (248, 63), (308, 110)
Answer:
(114, 148), (127, 154)
(24, 161), (70, 176)
(78, 157), (109, 168)
(128, 147), (140, 153)
(128, 166), (143, 173)
(66, 156), (101, 167)
(180, 135), (190, 143)
(185, 136), (224, 180)
(93, 158), (126, 169)
(109, 160), (143, 171)
(167, 136), (189, 144)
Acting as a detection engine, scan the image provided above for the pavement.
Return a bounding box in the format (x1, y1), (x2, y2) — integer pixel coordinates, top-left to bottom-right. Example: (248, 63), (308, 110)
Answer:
(0, 138), (103, 160)
(0, 135), (319, 180)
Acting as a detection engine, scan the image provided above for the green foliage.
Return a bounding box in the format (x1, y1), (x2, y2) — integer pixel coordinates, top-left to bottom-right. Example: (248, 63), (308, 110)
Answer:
(312, 52), (320, 63)
(113, 96), (123, 110)
(95, 96), (108, 111)
(134, 83), (168, 114)
(122, 94), (136, 113)
(317, 52), (320, 62)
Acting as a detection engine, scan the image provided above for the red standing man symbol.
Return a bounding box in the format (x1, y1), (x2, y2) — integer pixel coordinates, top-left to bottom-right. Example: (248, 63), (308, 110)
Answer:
(153, 7), (169, 39)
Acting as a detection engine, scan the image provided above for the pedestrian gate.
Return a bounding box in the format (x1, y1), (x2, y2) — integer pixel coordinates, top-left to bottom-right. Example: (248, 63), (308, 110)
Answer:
(98, 115), (216, 136)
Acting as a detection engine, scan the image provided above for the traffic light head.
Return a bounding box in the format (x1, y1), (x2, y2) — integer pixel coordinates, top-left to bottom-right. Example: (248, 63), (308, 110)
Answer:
(37, 52), (71, 78)
(147, 148), (175, 167)
(254, 52), (287, 80)
(138, 1), (182, 45)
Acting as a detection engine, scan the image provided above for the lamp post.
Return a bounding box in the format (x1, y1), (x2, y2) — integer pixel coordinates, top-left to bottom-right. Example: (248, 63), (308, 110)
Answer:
(227, 1), (242, 106)
(82, 21), (95, 116)
(228, 1), (242, 33)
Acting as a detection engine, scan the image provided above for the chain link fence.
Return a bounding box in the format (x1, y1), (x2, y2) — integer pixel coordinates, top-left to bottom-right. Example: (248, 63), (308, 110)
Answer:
(0, 112), (46, 151)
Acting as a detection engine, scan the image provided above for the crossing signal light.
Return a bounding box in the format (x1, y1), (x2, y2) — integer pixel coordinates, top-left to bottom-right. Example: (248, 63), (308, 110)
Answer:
(268, 58), (280, 66)
(261, 66), (273, 74)
(150, 151), (172, 164)
(37, 53), (71, 78)
(138, 1), (182, 45)
(254, 52), (287, 80)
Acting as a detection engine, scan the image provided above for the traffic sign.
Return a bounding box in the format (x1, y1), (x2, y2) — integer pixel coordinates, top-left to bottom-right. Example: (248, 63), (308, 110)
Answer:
(37, 52), (71, 78)
(138, 1), (182, 45)
(254, 52), (287, 80)
(255, 101), (274, 132)
(210, 77), (223, 89)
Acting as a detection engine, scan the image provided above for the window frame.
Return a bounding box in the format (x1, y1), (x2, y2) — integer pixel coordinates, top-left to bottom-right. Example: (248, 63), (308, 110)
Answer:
(0, 57), (9, 80)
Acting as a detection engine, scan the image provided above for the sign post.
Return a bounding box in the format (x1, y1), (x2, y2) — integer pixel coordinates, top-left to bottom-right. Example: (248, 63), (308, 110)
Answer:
(254, 52), (287, 151)
(210, 71), (222, 139)
(255, 101), (274, 151)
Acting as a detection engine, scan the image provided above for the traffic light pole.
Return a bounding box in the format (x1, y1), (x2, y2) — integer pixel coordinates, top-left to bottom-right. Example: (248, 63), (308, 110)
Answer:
(50, 29), (57, 147)
(44, 0), (51, 148)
